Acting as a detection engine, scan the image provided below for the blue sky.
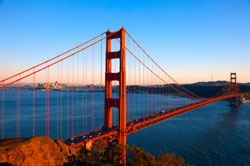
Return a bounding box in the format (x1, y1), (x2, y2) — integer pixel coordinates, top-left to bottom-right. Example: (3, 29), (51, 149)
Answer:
(0, 0), (250, 83)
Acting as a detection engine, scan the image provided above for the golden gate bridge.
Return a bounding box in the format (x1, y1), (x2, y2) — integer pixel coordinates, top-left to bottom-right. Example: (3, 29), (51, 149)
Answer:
(0, 27), (242, 164)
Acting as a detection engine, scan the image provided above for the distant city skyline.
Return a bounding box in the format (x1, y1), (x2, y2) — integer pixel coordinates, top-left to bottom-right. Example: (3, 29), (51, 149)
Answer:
(0, 0), (250, 83)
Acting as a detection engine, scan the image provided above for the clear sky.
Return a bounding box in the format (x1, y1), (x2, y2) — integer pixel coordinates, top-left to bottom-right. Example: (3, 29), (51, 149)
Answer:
(0, 0), (250, 83)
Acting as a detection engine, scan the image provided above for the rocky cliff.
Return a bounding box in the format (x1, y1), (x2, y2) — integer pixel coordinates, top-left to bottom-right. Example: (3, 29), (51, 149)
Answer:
(0, 137), (77, 166)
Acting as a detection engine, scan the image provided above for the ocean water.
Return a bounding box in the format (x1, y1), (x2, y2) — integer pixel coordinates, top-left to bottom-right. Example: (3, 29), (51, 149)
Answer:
(0, 90), (249, 166)
(127, 100), (250, 166)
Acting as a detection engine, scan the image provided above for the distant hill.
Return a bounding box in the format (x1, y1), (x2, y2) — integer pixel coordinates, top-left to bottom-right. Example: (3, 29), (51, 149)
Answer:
(190, 81), (228, 86)
(184, 81), (250, 86)
(182, 81), (250, 98)
(240, 82), (250, 86)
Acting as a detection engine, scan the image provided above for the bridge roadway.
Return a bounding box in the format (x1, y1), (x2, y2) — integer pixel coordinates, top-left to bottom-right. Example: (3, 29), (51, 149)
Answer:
(63, 94), (241, 148)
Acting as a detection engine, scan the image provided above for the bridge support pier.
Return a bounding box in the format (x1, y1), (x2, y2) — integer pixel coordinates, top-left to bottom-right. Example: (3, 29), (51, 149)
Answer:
(105, 27), (127, 165)
(86, 140), (93, 150)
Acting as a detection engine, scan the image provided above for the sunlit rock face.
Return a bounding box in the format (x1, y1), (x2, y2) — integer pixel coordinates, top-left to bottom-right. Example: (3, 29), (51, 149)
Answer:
(0, 136), (77, 166)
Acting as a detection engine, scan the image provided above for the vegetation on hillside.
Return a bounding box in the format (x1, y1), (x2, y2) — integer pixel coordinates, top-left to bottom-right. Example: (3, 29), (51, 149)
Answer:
(64, 141), (191, 166)
(242, 92), (250, 100)
(0, 137), (192, 166)
(239, 85), (250, 100)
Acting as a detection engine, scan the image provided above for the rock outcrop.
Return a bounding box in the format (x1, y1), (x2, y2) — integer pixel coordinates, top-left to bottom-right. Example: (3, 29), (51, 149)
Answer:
(0, 136), (76, 166)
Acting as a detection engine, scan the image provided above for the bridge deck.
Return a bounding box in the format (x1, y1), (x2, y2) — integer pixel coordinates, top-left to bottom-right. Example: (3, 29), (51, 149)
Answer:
(64, 94), (241, 147)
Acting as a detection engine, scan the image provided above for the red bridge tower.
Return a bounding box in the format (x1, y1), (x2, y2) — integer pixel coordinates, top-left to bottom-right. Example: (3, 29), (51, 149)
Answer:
(230, 72), (238, 106)
(105, 27), (127, 164)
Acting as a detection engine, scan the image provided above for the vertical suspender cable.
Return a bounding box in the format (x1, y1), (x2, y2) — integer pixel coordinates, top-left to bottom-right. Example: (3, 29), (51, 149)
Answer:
(48, 68), (50, 137)
(85, 49), (88, 132)
(56, 63), (59, 139)
(72, 55), (74, 137)
(33, 69), (35, 137)
(77, 53), (79, 135)
(18, 76), (20, 137)
(61, 62), (63, 139)
(45, 65), (47, 136)
(134, 42), (136, 119)
(142, 53), (145, 117)
(2, 82), (4, 139)
(138, 47), (140, 118)
(92, 43), (94, 131)
(82, 50), (84, 133)
(67, 59), (69, 137)
(16, 81), (18, 137)
(100, 35), (103, 128)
